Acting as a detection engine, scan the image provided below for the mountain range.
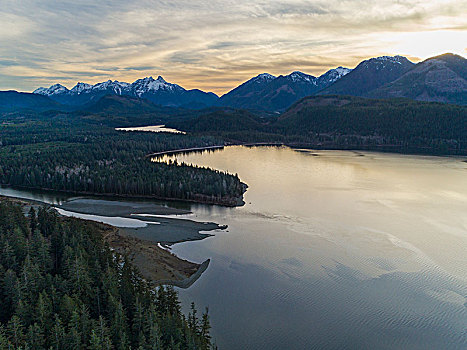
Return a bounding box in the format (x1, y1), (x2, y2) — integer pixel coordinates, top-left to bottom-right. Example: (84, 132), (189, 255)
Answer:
(34, 76), (218, 109)
(33, 67), (353, 111)
(217, 67), (352, 111)
(368, 53), (467, 105)
(1, 53), (465, 113)
(317, 55), (415, 96)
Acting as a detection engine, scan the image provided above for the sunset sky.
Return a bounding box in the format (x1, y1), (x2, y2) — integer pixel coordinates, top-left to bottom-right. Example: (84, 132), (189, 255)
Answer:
(0, 0), (466, 95)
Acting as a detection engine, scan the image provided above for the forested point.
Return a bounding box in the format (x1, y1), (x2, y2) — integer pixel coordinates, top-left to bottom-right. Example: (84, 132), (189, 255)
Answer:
(0, 200), (214, 349)
(0, 119), (245, 206)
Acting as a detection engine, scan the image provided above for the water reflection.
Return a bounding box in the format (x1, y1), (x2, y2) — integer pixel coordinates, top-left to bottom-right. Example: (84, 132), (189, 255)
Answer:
(115, 125), (186, 134)
(165, 146), (467, 350)
(1, 147), (466, 349)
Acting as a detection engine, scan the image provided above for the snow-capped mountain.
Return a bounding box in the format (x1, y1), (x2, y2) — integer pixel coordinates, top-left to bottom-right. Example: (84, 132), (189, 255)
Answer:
(32, 54), (427, 111)
(287, 71), (317, 84)
(34, 76), (218, 108)
(34, 84), (69, 96)
(219, 67), (352, 111)
(366, 55), (407, 65)
(216, 73), (277, 109)
(368, 53), (467, 105)
(254, 73), (276, 82)
(317, 67), (352, 86)
(91, 80), (130, 94)
(70, 82), (92, 94)
(319, 55), (414, 96)
(129, 76), (183, 97)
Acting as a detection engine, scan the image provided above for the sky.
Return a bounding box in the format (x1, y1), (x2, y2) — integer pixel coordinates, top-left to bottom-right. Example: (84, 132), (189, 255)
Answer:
(0, 0), (466, 95)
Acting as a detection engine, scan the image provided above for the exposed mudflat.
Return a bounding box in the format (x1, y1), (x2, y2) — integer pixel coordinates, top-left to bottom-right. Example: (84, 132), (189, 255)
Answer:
(58, 198), (191, 216)
(58, 198), (225, 244)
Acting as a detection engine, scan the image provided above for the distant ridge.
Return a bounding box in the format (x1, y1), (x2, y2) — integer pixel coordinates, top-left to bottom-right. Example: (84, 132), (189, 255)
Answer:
(317, 56), (415, 97)
(218, 67), (352, 111)
(368, 53), (467, 105)
(20, 52), (467, 112)
(35, 76), (218, 109)
(0, 91), (62, 112)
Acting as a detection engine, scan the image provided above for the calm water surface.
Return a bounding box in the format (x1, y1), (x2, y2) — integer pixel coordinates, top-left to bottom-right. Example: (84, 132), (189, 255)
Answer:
(161, 146), (467, 350)
(115, 125), (185, 134)
(2, 146), (466, 349)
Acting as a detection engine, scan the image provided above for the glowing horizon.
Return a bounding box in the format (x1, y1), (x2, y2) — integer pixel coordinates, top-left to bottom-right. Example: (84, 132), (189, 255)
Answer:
(0, 0), (465, 95)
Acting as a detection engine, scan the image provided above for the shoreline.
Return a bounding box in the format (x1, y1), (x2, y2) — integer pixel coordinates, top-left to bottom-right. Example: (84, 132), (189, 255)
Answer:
(146, 142), (285, 159)
(105, 225), (210, 288)
(153, 141), (467, 159)
(0, 194), (214, 288)
(146, 145), (225, 158)
(146, 140), (467, 159)
(0, 183), (245, 207)
(283, 142), (467, 157)
(154, 259), (211, 289)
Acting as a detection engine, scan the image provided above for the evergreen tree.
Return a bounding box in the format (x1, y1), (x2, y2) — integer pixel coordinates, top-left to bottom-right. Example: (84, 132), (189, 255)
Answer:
(0, 201), (214, 349)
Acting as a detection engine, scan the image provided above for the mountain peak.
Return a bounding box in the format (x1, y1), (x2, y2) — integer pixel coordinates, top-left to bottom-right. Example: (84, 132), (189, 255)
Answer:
(333, 66), (352, 75)
(253, 73), (276, 82)
(318, 67), (352, 85)
(33, 84), (68, 96)
(91, 80), (129, 93)
(130, 75), (183, 96)
(287, 71), (316, 83)
(426, 52), (465, 63)
(31, 75), (215, 108)
(368, 52), (467, 104)
(365, 55), (412, 66)
(71, 82), (92, 94)
(318, 55), (415, 97)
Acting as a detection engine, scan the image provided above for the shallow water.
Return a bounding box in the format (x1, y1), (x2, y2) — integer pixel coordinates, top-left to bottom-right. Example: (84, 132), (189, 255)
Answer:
(161, 146), (467, 350)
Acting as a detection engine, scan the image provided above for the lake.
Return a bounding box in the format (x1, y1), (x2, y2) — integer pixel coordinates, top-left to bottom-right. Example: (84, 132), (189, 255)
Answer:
(115, 125), (186, 134)
(161, 146), (467, 350)
(2, 146), (466, 349)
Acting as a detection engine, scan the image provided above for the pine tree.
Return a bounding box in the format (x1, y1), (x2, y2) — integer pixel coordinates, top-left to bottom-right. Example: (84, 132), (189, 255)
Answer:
(51, 314), (65, 350)
(28, 207), (37, 235)
(200, 308), (212, 348)
(25, 323), (45, 350)
(7, 315), (25, 348)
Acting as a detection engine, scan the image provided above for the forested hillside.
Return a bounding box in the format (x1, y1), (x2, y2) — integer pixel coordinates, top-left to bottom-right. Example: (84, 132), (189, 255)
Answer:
(0, 200), (213, 349)
(0, 119), (245, 206)
(278, 96), (467, 147)
(0, 91), (62, 112)
(169, 96), (467, 155)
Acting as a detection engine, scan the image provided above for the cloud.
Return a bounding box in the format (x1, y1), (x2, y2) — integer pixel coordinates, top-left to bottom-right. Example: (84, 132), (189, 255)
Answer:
(0, 0), (465, 94)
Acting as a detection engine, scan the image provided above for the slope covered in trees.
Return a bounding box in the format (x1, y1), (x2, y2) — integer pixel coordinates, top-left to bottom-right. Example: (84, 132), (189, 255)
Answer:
(0, 200), (213, 349)
(0, 91), (62, 112)
(0, 118), (245, 206)
(278, 96), (466, 142)
(169, 96), (467, 155)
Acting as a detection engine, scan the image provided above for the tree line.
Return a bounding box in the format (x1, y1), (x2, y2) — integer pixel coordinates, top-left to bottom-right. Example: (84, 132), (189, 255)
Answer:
(167, 97), (467, 155)
(0, 200), (214, 349)
(0, 120), (245, 206)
